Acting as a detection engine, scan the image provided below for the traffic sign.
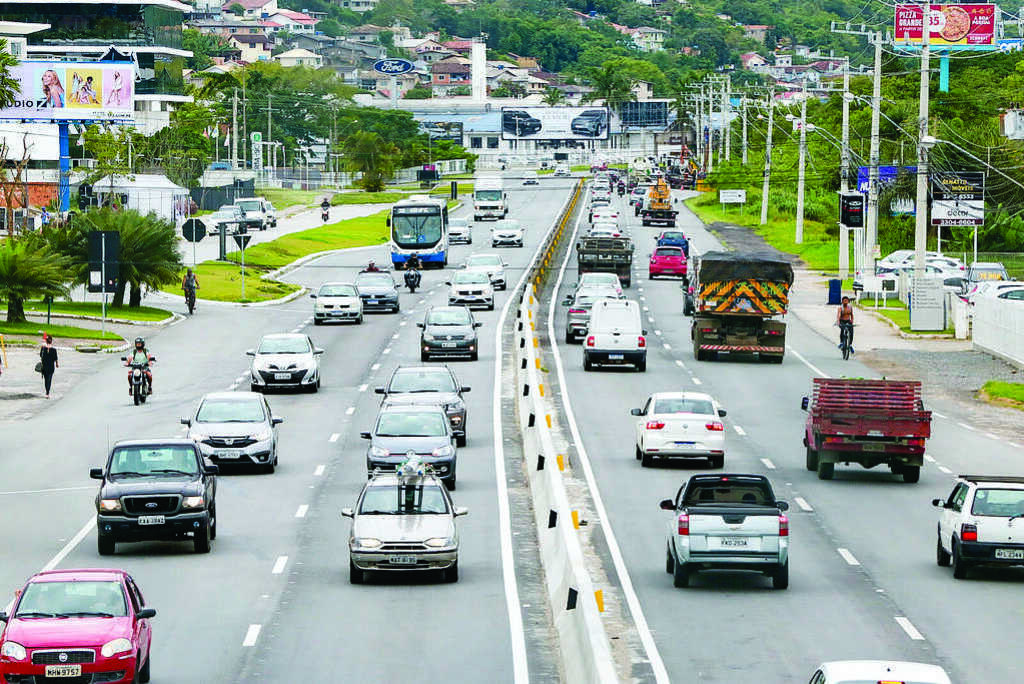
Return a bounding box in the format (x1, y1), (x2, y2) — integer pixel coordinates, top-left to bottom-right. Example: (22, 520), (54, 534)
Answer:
(232, 232), (252, 251)
(182, 218), (206, 243)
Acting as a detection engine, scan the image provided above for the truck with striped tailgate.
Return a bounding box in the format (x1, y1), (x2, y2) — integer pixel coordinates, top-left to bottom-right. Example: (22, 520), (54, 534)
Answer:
(690, 251), (794, 363)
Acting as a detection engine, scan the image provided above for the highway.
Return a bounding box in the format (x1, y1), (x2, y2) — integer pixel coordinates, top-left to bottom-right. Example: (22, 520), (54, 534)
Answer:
(0, 178), (575, 683)
(546, 189), (1024, 682)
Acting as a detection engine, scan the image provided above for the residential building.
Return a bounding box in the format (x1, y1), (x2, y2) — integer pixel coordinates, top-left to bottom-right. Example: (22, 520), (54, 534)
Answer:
(415, 48), (456, 64)
(347, 24), (386, 43)
(442, 0), (475, 9)
(740, 51), (769, 72)
(220, 0), (277, 18)
(264, 9), (317, 34)
(190, 18), (265, 36)
(742, 24), (772, 42)
(442, 39), (474, 55)
(631, 26), (666, 52)
(430, 60), (471, 95)
(338, 0), (377, 11)
(276, 47), (321, 67)
(229, 33), (273, 61)
(632, 80), (655, 100)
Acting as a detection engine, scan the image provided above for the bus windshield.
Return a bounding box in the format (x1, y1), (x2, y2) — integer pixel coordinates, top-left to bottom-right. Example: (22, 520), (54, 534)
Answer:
(475, 190), (502, 201)
(392, 208), (442, 248)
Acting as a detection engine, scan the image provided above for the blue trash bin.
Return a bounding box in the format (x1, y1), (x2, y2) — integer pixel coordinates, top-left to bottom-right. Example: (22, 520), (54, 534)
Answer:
(827, 279), (842, 305)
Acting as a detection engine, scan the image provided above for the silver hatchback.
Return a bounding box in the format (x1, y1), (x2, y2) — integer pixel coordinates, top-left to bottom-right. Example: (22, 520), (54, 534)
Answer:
(561, 285), (624, 344)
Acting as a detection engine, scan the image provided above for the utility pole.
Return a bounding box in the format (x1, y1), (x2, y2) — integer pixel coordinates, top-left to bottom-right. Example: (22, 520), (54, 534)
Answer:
(840, 58), (851, 192)
(914, 1), (931, 277)
(760, 87), (774, 225)
(242, 76), (248, 169)
(232, 88), (239, 170)
(795, 78), (808, 244)
(741, 95), (748, 165)
(723, 75), (731, 162)
(707, 83), (715, 173)
(266, 93), (272, 182)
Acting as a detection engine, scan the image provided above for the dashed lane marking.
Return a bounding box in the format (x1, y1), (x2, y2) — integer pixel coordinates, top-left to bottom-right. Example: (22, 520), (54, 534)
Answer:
(41, 518), (96, 573)
(654, 330), (662, 336)
(786, 346), (829, 378)
(242, 625), (261, 647)
(643, 306), (650, 311)
(1010, 442), (1022, 449)
(932, 411), (947, 419)
(358, 384), (368, 392)
(345, 407), (355, 415)
(760, 458), (776, 470)
(692, 378), (702, 385)
(294, 505), (309, 518)
(371, 363), (381, 371)
(328, 433), (339, 443)
(314, 465), (325, 476)
(382, 348), (391, 355)
(675, 360), (685, 368)
(271, 556), (288, 575)
(392, 333), (400, 340)
(794, 497), (813, 512)
(894, 616), (925, 641)
(924, 454), (936, 463)
(837, 548), (860, 566)
(957, 422), (976, 431)
(984, 433), (999, 440)
(938, 466), (953, 474)
(733, 425), (746, 436)
(662, 343), (671, 350)
(0, 485), (94, 497)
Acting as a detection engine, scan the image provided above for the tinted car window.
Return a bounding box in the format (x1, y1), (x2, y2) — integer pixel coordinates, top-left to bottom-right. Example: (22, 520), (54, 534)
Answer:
(319, 284), (358, 296)
(453, 272), (490, 284)
(655, 247), (682, 257)
(467, 255), (501, 267)
(357, 273), (395, 287)
(258, 337), (310, 354)
(653, 398), (713, 414)
(359, 484), (449, 514)
(427, 309), (472, 325)
(376, 412), (448, 437)
(17, 581), (128, 617)
(389, 370), (456, 393)
(197, 398), (265, 423)
(971, 488), (1024, 516)
(109, 446), (200, 477)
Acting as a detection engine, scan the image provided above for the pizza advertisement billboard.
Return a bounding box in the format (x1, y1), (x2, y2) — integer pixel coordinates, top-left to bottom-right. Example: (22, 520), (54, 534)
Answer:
(894, 4), (997, 48)
(0, 61), (135, 123)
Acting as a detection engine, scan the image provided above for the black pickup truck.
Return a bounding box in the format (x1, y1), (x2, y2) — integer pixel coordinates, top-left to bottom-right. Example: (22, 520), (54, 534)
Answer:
(576, 236), (634, 288)
(92, 439), (218, 555)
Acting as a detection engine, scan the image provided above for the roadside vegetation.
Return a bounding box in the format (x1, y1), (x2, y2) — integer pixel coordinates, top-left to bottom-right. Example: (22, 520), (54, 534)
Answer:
(979, 381), (1024, 410)
(21, 301), (172, 322)
(0, 320), (123, 343)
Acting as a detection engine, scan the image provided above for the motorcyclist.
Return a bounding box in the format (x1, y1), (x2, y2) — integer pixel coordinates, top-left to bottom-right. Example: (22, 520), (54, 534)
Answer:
(125, 337), (154, 395)
(320, 197), (330, 222)
(404, 256), (422, 292)
(363, 260), (381, 273)
(836, 295), (855, 353)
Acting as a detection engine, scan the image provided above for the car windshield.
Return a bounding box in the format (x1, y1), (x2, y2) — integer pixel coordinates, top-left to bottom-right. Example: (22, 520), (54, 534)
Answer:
(389, 370), (456, 393)
(467, 255), (502, 267)
(16, 581), (128, 618)
(258, 336), (310, 354)
(684, 484), (771, 506)
(319, 284), (357, 297)
(236, 201), (261, 212)
(449, 218), (469, 228)
(476, 190), (502, 201)
(653, 398), (714, 415)
(655, 248), (682, 257)
(971, 488), (1024, 516)
(662, 232), (685, 240)
(493, 220), (520, 230)
(427, 309), (472, 326)
(109, 446), (200, 477)
(196, 398), (265, 423)
(453, 272), (490, 285)
(580, 274), (619, 288)
(376, 412), (448, 437)
(359, 484), (449, 514)
(357, 273), (395, 287)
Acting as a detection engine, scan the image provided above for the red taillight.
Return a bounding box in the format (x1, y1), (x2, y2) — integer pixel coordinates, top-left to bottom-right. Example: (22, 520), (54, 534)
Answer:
(646, 420), (665, 430)
(779, 514), (789, 537)
(569, 308), (585, 314)
(677, 514), (689, 535)
(824, 436), (843, 443)
(705, 421), (724, 431)
(961, 523), (978, 542)
(700, 327), (714, 333)
(586, 336), (595, 347)
(638, 336), (646, 348)
(908, 438), (924, 446)
(765, 330), (783, 336)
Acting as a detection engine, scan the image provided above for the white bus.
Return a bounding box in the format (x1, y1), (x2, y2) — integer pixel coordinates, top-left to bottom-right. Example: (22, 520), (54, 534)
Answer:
(387, 195), (449, 268)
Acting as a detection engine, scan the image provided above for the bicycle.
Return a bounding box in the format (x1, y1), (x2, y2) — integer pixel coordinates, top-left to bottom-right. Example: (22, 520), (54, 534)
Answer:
(184, 285), (198, 315)
(837, 321), (854, 360)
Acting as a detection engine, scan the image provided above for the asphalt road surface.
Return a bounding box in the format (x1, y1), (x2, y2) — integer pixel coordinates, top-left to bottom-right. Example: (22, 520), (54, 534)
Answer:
(546, 189), (1024, 682)
(0, 178), (576, 683)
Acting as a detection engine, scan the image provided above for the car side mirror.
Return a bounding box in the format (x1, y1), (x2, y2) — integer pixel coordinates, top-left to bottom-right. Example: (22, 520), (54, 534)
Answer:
(454, 506), (469, 517)
(341, 508), (354, 518)
(313, 348), (324, 355)
(630, 408), (643, 416)
(180, 417), (191, 427)
(374, 387), (386, 394)
(204, 464), (220, 475)
(718, 409), (727, 417)
(659, 499), (675, 511)
(272, 417), (284, 426)
(246, 350), (256, 357)
(416, 322), (425, 329)
(932, 498), (946, 508)
(137, 608), (156, 620)
(310, 293), (317, 299)
(445, 281), (451, 286)
(474, 322), (483, 328)
(360, 432), (372, 440)
(0, 612), (7, 622)
(800, 397), (809, 411)
(561, 298), (572, 306)
(90, 468), (104, 480)
(776, 501), (789, 512)
(642, 329), (648, 336)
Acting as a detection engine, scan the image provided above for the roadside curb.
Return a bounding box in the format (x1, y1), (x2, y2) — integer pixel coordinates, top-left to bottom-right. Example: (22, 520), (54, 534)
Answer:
(24, 311), (180, 327)
(157, 286), (308, 308)
(860, 307), (955, 340)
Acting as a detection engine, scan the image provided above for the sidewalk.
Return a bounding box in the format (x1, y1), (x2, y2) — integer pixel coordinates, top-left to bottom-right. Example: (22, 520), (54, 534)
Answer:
(0, 346), (105, 421)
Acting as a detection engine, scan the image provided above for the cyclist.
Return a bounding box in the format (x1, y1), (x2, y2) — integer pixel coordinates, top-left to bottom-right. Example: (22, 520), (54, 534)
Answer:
(836, 295), (855, 354)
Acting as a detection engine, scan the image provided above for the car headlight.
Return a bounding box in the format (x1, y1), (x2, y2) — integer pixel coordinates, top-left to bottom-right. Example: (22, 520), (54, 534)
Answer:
(424, 537), (453, 548)
(354, 537), (382, 549)
(423, 333), (435, 342)
(369, 445), (390, 458)
(1, 641), (27, 660)
(98, 499), (122, 513)
(182, 496), (205, 509)
(254, 428), (273, 442)
(432, 445), (454, 458)
(100, 638), (133, 658)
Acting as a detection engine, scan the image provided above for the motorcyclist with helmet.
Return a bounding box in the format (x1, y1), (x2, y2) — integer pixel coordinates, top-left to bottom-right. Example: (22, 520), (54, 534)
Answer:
(125, 337), (155, 395)
(403, 255), (422, 293)
(362, 260), (381, 273)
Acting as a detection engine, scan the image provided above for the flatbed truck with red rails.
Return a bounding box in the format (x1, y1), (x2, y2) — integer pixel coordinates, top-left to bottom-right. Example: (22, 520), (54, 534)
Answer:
(801, 378), (932, 483)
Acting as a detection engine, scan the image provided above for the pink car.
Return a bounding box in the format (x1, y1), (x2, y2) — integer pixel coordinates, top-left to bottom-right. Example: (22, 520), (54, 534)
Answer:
(649, 246), (688, 281)
(0, 569), (155, 683)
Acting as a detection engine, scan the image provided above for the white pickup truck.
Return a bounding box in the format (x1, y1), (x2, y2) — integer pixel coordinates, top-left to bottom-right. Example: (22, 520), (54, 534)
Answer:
(933, 474), (1024, 579)
(660, 473), (790, 589)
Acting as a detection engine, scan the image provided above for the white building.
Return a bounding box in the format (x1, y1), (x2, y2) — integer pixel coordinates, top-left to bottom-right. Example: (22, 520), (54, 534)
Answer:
(276, 47), (322, 68)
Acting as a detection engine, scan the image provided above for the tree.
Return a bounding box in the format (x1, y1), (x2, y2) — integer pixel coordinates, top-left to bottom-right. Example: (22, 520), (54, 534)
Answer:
(0, 40), (19, 110)
(542, 87), (566, 105)
(182, 29), (234, 71)
(0, 239), (69, 323)
(228, 2), (245, 15)
(492, 82), (527, 98)
(583, 63), (637, 108)
(0, 133), (34, 237)
(343, 131), (398, 192)
(449, 85), (472, 96)
(403, 86), (433, 99)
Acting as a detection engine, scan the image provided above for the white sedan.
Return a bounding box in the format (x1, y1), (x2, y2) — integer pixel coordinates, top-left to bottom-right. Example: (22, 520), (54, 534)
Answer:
(574, 273), (623, 296)
(311, 282), (363, 325)
(631, 392), (726, 468)
(809, 661), (951, 684)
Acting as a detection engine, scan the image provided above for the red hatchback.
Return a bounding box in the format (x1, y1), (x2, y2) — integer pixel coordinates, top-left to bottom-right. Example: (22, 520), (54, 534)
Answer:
(649, 246), (688, 281)
(0, 569), (155, 683)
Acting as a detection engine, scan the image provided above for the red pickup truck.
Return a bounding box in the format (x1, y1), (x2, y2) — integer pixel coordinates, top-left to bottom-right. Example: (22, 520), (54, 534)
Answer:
(801, 378), (932, 483)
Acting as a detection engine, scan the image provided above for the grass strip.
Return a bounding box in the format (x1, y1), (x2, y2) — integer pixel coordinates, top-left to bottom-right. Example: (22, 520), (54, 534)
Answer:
(979, 381), (1024, 410)
(21, 301), (172, 322)
(0, 320), (123, 341)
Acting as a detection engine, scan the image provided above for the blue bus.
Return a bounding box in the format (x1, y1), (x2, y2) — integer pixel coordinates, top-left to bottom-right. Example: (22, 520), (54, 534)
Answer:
(388, 195), (449, 268)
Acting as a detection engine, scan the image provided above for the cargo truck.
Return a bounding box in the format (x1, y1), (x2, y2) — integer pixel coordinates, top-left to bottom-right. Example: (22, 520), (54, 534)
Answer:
(576, 236), (633, 288)
(473, 177), (508, 221)
(640, 178), (678, 227)
(690, 251), (793, 363)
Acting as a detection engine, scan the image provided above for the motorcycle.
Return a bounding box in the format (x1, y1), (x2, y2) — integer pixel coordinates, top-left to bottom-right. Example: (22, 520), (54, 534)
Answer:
(617, 184), (626, 197)
(321, 208), (330, 222)
(122, 357), (155, 406)
(404, 268), (422, 293)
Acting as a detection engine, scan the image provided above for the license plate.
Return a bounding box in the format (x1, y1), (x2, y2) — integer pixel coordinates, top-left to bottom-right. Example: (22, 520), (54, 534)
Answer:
(995, 548), (1024, 560)
(861, 443), (886, 452)
(608, 354), (624, 360)
(273, 372), (291, 380)
(674, 441), (695, 446)
(138, 515), (165, 525)
(45, 665), (82, 677)
(367, 299), (378, 304)
(442, 342), (457, 348)
(720, 537), (748, 547)
(216, 450), (241, 459)
(388, 555), (418, 565)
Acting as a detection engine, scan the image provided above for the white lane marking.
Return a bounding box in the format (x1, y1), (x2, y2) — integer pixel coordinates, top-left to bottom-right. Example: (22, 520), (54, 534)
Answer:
(957, 422), (976, 431)
(643, 306), (649, 311)
(1010, 442), (1022, 449)
(328, 433), (339, 443)
(400, 321), (407, 326)
(271, 556), (288, 575)
(228, 383), (238, 391)
(794, 497), (813, 512)
(242, 624), (262, 647)
(654, 330), (662, 336)
(392, 333), (400, 340)
(236, 374), (248, 383)
(938, 465), (953, 474)
(546, 196), (669, 683)
(675, 360), (685, 368)
(837, 548), (860, 566)
(984, 432), (999, 440)
(382, 348), (391, 355)
(924, 454), (936, 463)
(41, 518), (96, 572)
(662, 343), (671, 350)
(692, 378), (702, 385)
(358, 384), (368, 392)
(345, 407), (355, 415)
(638, 287), (644, 292)
(932, 411), (947, 418)
(786, 346), (829, 378)
(647, 316), (655, 323)
(371, 363), (381, 371)
(313, 465), (325, 476)
(733, 425), (746, 436)
(894, 616), (925, 641)
(0, 486), (95, 496)
(760, 458), (776, 470)
(294, 505), (309, 518)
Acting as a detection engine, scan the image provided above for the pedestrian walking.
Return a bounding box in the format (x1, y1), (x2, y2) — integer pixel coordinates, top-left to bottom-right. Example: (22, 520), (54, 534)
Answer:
(39, 334), (58, 398)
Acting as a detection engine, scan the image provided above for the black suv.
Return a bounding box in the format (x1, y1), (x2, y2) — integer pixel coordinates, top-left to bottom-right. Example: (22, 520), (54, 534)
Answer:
(375, 365), (471, 446)
(418, 306), (483, 361)
(91, 439), (218, 555)
(502, 110), (542, 136)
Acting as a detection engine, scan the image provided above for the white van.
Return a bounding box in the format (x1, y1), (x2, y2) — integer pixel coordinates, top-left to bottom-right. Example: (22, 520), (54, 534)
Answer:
(583, 299), (646, 372)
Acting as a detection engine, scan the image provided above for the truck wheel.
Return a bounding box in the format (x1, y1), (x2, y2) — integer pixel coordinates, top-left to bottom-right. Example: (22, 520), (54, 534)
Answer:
(817, 460), (835, 480)
(641, 451), (653, 467)
(951, 541), (971, 579)
(622, 277), (631, 288)
(772, 561), (789, 590)
(901, 465), (921, 483)
(936, 533), (951, 567)
(672, 554), (690, 588)
(805, 446), (819, 471)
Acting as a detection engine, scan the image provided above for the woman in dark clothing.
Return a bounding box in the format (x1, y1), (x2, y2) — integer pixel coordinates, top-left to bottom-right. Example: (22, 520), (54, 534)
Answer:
(40, 334), (58, 398)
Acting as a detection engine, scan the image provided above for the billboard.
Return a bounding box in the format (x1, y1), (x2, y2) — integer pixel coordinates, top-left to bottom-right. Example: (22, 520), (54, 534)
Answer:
(931, 171), (985, 226)
(501, 106), (609, 140)
(894, 4), (996, 47)
(421, 121), (463, 144)
(0, 61), (135, 123)
(618, 101), (669, 128)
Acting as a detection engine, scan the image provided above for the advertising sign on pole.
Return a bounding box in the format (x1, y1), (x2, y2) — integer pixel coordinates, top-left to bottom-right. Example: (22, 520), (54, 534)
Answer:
(894, 4), (997, 48)
(0, 61), (135, 122)
(930, 171), (985, 226)
(501, 106), (610, 140)
(839, 192), (865, 227)
(250, 131), (263, 171)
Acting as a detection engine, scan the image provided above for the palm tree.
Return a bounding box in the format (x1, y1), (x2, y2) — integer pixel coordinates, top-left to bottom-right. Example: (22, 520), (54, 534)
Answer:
(582, 64), (637, 110)
(0, 239), (69, 323)
(65, 208), (184, 307)
(542, 87), (566, 106)
(343, 131), (398, 192)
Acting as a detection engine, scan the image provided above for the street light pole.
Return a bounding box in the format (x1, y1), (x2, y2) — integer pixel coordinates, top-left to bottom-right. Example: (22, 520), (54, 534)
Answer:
(867, 30), (883, 272)
(760, 88), (774, 225)
(741, 95), (748, 165)
(914, 3), (931, 277)
(795, 79), (808, 244)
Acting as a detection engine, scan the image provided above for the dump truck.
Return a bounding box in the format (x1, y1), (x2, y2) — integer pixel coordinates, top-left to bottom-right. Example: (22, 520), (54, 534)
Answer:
(801, 378), (932, 482)
(576, 236), (634, 288)
(640, 178), (678, 227)
(690, 251), (793, 363)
